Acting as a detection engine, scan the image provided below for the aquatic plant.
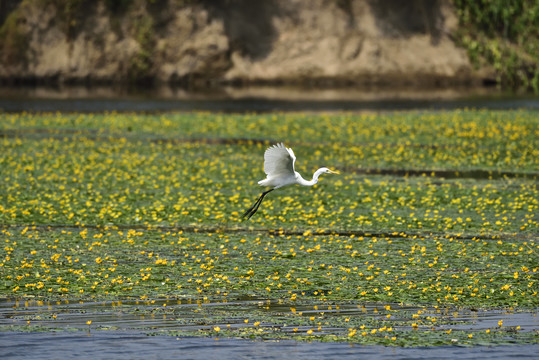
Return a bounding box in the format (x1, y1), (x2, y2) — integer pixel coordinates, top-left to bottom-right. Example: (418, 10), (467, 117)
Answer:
(0, 110), (537, 345)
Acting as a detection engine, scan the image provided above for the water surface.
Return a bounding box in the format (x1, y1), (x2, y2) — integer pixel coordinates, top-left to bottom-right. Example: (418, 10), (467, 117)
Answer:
(2, 331), (538, 360)
(1, 86), (538, 113)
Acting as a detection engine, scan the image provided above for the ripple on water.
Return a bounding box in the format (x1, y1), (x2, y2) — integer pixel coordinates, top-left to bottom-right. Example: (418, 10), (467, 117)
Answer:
(1, 330), (539, 360)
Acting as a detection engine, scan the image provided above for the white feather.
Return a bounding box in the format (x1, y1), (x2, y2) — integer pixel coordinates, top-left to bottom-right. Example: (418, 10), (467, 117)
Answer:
(242, 143), (338, 219)
(263, 143), (296, 177)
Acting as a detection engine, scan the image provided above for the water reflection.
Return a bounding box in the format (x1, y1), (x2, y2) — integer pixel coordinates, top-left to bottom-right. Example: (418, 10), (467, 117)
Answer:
(0, 86), (538, 113)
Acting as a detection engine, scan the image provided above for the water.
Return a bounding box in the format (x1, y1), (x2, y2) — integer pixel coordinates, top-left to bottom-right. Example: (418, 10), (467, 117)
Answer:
(1, 298), (537, 332)
(0, 86), (538, 113)
(0, 298), (537, 359)
(2, 331), (538, 360)
(1, 85), (537, 359)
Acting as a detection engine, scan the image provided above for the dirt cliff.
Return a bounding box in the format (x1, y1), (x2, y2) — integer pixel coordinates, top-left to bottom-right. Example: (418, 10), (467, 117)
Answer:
(0, 0), (478, 87)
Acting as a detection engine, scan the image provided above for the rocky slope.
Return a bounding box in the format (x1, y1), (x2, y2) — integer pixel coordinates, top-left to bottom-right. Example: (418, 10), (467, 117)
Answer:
(0, 0), (479, 87)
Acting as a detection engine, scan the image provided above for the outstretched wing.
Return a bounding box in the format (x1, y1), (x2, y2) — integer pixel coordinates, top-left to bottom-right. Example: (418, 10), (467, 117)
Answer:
(263, 143), (296, 177)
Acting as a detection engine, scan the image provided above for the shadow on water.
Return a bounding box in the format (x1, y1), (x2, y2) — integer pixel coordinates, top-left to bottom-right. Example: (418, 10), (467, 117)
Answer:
(344, 166), (538, 181)
(0, 86), (538, 113)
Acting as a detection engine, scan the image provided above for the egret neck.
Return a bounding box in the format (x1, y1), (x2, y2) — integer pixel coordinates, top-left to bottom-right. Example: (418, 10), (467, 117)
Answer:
(296, 168), (328, 187)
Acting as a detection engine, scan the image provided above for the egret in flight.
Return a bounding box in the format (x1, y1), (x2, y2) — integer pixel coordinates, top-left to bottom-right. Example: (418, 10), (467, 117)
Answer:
(241, 143), (339, 220)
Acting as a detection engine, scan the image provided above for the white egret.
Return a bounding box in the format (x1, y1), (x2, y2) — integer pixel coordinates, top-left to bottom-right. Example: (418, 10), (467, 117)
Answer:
(242, 143), (339, 220)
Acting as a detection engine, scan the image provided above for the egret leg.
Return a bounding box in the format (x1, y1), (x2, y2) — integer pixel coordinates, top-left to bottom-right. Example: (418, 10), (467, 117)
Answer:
(241, 189), (274, 220)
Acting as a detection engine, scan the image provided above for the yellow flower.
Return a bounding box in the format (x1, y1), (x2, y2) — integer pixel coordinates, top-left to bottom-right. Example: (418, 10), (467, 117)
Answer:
(498, 320), (503, 327)
(86, 320), (92, 326)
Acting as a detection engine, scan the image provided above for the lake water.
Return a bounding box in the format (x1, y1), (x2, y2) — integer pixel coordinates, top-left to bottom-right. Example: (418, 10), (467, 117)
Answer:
(1, 298), (537, 359)
(0, 86), (538, 112)
(0, 85), (537, 359)
(2, 331), (538, 360)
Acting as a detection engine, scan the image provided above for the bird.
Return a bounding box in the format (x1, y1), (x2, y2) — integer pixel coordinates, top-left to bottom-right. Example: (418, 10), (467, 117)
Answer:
(241, 143), (339, 220)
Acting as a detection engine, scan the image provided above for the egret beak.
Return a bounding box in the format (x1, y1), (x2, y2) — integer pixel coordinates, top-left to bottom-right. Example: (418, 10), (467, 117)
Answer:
(329, 169), (340, 175)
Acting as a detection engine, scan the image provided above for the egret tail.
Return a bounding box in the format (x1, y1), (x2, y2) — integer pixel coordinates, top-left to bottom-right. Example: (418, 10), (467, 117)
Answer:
(241, 189), (274, 220)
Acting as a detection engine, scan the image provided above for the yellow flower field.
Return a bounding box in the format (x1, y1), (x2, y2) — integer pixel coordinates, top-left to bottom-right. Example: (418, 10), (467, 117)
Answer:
(0, 110), (537, 345)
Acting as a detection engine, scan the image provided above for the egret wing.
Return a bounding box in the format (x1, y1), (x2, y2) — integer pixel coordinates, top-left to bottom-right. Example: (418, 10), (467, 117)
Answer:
(263, 143), (296, 177)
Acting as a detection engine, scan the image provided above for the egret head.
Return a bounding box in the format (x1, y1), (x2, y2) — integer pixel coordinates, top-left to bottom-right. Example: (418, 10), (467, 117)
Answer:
(320, 167), (339, 175)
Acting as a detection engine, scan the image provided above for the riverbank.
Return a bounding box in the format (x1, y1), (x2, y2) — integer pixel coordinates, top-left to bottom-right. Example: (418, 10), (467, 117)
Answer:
(0, 0), (478, 88)
(2, 1), (537, 91)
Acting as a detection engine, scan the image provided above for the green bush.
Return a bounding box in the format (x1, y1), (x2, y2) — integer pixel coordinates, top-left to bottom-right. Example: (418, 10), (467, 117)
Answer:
(454, 0), (539, 91)
(127, 14), (155, 83)
(0, 8), (28, 65)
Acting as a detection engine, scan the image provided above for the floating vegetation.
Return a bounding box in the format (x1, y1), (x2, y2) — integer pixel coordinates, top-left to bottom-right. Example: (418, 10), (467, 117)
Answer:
(0, 110), (537, 345)
(1, 296), (538, 347)
(1, 227), (537, 308)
